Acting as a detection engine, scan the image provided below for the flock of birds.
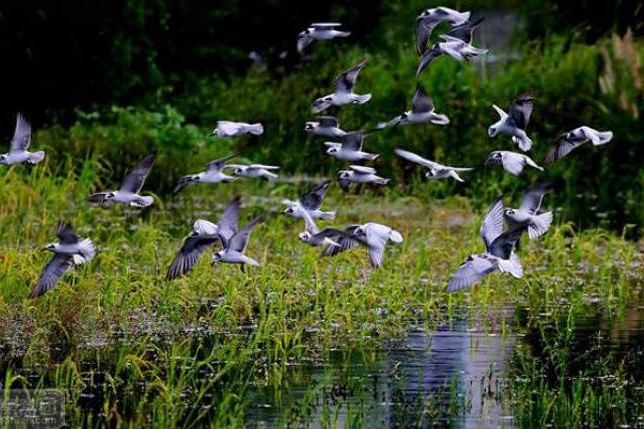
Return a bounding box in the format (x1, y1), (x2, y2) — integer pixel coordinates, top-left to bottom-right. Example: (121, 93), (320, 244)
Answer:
(1, 6), (615, 298)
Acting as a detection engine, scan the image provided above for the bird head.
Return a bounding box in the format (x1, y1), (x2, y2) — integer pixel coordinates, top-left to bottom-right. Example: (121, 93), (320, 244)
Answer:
(298, 231), (311, 242)
(326, 147), (339, 155)
(105, 192), (116, 200)
(304, 122), (315, 132)
(299, 29), (310, 37)
(42, 243), (57, 252)
(283, 206), (297, 216)
(504, 208), (516, 216)
(487, 125), (499, 137)
(312, 97), (333, 114)
(354, 226), (366, 239)
(0, 154), (7, 164)
(233, 167), (244, 176)
(212, 251), (223, 264)
(425, 168), (437, 178)
(337, 170), (351, 180)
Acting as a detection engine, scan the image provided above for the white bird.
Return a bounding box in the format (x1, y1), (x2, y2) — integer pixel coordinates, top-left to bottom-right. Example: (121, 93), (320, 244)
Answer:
(212, 213), (267, 268)
(31, 222), (96, 298)
(337, 165), (390, 192)
(304, 116), (347, 138)
(166, 196), (242, 280)
(415, 7), (471, 55)
(447, 197), (524, 292)
(226, 164), (279, 181)
(504, 184), (553, 240)
(213, 121), (263, 137)
(395, 148), (473, 182)
(324, 132), (378, 162)
(488, 93), (535, 151)
(296, 201), (350, 248)
(312, 59), (372, 113)
(282, 180), (336, 220)
(297, 23), (350, 53)
(173, 154), (237, 194)
(416, 35), (488, 77)
(0, 113), (44, 166)
(88, 153), (156, 207)
(544, 126), (614, 164)
(322, 222), (403, 268)
(378, 86), (449, 128)
(485, 151), (543, 176)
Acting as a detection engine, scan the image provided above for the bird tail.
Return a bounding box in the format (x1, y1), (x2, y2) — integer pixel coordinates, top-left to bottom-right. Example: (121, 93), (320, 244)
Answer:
(389, 229), (403, 243)
(365, 153), (379, 161)
(132, 196), (154, 207)
(375, 177), (390, 186)
(512, 134), (533, 152)
(455, 11), (471, 25)
(430, 114), (450, 125)
(591, 130), (613, 146)
(263, 171), (279, 181)
(528, 211), (553, 240)
(499, 253), (523, 279)
(28, 151), (45, 164)
(173, 175), (198, 194)
(448, 170), (465, 182)
(248, 123), (264, 135)
(337, 31), (351, 38)
(319, 211), (336, 220)
(75, 239), (96, 264)
(524, 156), (543, 171)
(354, 94), (372, 105)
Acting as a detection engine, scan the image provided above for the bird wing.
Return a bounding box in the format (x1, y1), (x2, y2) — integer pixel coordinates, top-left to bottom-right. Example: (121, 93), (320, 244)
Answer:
(481, 196), (505, 250)
(10, 112), (32, 152)
(299, 203), (319, 235)
(249, 164), (279, 170)
(395, 148), (439, 169)
(205, 154), (237, 172)
(350, 165), (376, 175)
(416, 46), (443, 76)
(311, 22), (342, 28)
(519, 183), (551, 212)
(508, 93), (535, 129)
(364, 226), (390, 268)
(120, 153), (156, 193)
(56, 221), (79, 244)
(444, 16), (485, 44)
(501, 152), (525, 176)
(411, 86), (434, 113)
(166, 234), (218, 280)
(227, 214), (266, 253)
(341, 132), (364, 151)
(447, 256), (496, 292)
(335, 59), (367, 93)
(321, 225), (364, 256)
(316, 116), (339, 127)
(415, 17), (438, 56)
(300, 180), (331, 210)
(543, 139), (585, 164)
(30, 254), (74, 298)
(488, 226), (525, 259)
(297, 34), (314, 53)
(217, 196), (241, 248)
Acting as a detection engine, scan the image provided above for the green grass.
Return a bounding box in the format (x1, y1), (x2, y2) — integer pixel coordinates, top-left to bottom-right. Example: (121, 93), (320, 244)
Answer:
(1, 161), (643, 426)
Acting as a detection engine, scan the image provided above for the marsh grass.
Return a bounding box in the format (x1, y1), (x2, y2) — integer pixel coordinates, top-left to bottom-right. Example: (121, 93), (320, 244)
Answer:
(1, 160), (643, 426)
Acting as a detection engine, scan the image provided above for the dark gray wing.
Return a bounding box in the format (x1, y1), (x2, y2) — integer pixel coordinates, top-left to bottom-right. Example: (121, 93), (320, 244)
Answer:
(415, 17), (438, 56)
(341, 132), (364, 151)
(316, 116), (339, 127)
(488, 226), (525, 259)
(56, 221), (79, 244)
(543, 138), (585, 164)
(444, 17), (485, 44)
(300, 180), (331, 210)
(481, 196), (505, 251)
(30, 254), (74, 298)
(10, 112), (31, 152)
(416, 46), (443, 77)
(88, 192), (110, 203)
(411, 86), (434, 114)
(217, 196), (241, 248)
(166, 234), (218, 280)
(227, 214), (266, 252)
(205, 154), (236, 172)
(321, 225), (364, 256)
(120, 153), (156, 193)
(519, 183), (551, 213)
(335, 59), (367, 93)
(508, 93), (535, 130)
(447, 256), (496, 292)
